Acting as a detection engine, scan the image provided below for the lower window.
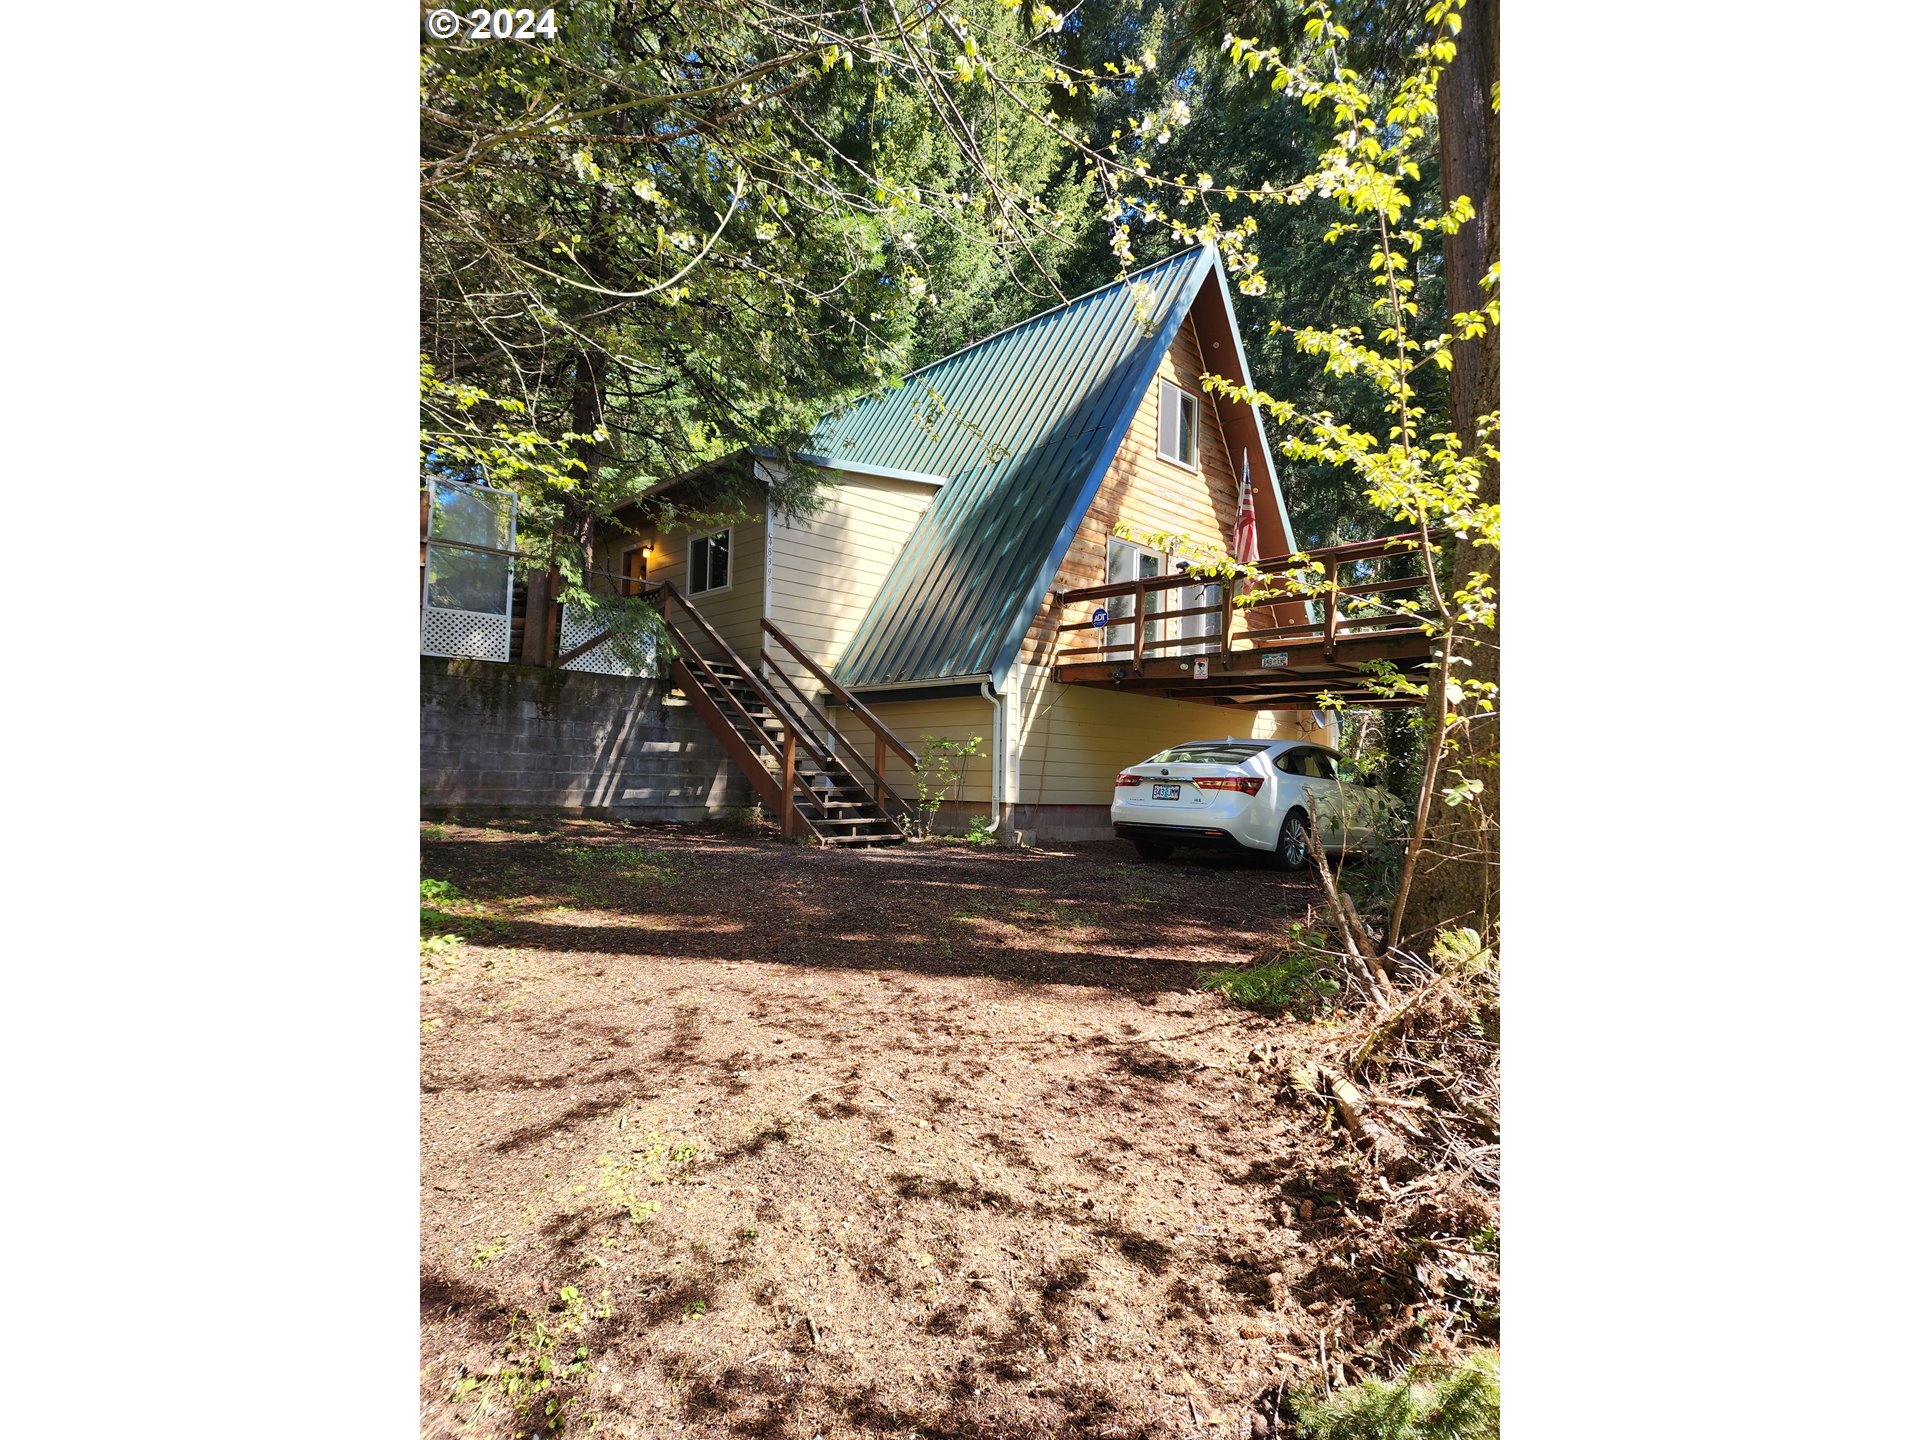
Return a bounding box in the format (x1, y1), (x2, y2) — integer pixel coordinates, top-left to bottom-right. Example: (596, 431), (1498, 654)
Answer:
(689, 528), (731, 594)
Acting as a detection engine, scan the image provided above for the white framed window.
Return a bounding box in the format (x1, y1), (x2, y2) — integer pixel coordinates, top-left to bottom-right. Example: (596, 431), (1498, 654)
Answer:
(1172, 562), (1223, 657)
(1157, 378), (1198, 469)
(688, 527), (731, 595)
(1106, 539), (1223, 660)
(1105, 536), (1165, 654)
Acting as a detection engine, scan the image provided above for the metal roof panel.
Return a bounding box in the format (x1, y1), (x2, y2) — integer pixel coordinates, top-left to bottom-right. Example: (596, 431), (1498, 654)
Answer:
(813, 248), (1219, 689)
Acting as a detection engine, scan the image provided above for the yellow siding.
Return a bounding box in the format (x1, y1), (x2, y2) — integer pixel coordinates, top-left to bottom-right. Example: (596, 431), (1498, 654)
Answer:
(1009, 668), (1335, 809)
(835, 693), (996, 806)
(613, 509), (768, 664)
(767, 474), (938, 686)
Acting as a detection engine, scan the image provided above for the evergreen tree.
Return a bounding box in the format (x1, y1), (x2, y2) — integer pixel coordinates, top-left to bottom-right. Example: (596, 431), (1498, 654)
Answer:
(421, 0), (1095, 579)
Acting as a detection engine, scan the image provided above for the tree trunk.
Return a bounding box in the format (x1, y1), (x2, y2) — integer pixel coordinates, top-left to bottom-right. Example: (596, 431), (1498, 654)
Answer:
(1402, 0), (1500, 948)
(570, 344), (604, 545)
(1435, 0), (1498, 450)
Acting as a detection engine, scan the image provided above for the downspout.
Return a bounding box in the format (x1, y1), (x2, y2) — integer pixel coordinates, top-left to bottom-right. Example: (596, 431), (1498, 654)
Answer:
(976, 669), (1021, 846)
(978, 678), (1006, 840)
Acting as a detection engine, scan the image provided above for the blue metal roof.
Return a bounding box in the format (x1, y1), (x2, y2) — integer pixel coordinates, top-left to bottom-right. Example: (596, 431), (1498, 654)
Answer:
(815, 246), (1218, 690)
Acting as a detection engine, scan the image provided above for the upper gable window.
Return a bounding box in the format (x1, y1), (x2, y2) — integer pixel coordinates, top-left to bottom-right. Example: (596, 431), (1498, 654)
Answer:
(688, 527), (731, 595)
(1157, 379), (1198, 469)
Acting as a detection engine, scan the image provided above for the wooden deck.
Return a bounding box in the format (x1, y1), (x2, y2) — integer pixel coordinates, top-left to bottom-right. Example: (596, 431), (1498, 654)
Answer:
(1050, 532), (1439, 710)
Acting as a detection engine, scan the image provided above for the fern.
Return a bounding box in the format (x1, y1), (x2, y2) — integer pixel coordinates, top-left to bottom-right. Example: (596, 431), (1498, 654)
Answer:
(1291, 1350), (1498, 1440)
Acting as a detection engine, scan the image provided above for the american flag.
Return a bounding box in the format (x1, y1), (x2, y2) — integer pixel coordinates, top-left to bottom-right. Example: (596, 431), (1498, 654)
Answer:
(1232, 449), (1258, 564)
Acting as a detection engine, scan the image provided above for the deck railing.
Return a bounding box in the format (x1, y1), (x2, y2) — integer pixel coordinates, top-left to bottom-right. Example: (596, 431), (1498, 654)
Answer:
(1052, 531), (1442, 669)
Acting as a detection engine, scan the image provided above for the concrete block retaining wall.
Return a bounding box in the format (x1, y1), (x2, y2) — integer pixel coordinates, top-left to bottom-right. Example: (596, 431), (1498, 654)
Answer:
(421, 657), (752, 821)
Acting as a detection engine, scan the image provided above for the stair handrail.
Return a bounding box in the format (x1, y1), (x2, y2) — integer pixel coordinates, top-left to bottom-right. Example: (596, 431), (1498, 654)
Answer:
(756, 653), (852, 771)
(647, 586), (912, 841)
(650, 607), (824, 840)
(760, 619), (920, 772)
(652, 583), (858, 810)
(676, 653), (816, 837)
(661, 624), (788, 768)
(759, 648), (914, 822)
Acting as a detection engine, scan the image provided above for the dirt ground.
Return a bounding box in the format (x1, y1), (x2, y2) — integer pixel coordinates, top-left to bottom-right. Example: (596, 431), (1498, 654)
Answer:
(420, 818), (1466, 1440)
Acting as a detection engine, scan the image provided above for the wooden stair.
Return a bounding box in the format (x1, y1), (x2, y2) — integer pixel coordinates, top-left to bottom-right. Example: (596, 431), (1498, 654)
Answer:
(697, 660), (906, 846)
(650, 586), (916, 848)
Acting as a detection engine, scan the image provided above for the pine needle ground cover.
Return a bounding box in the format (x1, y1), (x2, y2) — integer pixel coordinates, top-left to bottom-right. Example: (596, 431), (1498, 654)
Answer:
(421, 819), (1496, 1438)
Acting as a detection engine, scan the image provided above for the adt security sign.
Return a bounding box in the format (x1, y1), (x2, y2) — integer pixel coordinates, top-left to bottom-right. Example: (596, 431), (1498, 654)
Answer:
(1091, 606), (1109, 628)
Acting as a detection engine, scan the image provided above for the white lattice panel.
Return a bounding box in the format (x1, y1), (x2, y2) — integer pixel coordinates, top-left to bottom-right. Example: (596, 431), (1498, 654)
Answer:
(421, 607), (511, 662)
(558, 608), (656, 678)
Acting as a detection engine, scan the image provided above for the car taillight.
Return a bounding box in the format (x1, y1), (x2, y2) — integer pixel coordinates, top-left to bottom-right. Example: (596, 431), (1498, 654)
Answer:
(1195, 776), (1264, 796)
(1114, 772), (1144, 787)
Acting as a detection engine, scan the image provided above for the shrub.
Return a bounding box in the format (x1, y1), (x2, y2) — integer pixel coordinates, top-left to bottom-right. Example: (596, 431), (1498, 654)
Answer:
(1290, 1349), (1498, 1440)
(1201, 936), (1340, 1016)
(910, 735), (984, 838)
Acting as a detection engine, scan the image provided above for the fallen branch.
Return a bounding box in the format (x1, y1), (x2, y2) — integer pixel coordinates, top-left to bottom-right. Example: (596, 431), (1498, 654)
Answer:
(1323, 1066), (1372, 1137)
(1303, 796), (1395, 1008)
(1290, 1062), (1391, 1149)
(1338, 890), (1386, 972)
(1108, 1017), (1241, 1048)
(1348, 931), (1493, 1072)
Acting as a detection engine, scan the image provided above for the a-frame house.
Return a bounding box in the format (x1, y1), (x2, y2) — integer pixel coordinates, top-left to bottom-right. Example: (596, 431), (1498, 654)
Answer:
(599, 245), (1333, 842)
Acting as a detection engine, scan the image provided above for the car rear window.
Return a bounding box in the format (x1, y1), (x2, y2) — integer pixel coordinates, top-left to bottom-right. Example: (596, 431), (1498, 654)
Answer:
(1151, 743), (1268, 765)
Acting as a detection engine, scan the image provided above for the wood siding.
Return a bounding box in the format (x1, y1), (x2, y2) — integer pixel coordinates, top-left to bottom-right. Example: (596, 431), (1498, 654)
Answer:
(1021, 314), (1246, 669)
(616, 509), (769, 665)
(834, 693), (997, 806)
(767, 474), (940, 692)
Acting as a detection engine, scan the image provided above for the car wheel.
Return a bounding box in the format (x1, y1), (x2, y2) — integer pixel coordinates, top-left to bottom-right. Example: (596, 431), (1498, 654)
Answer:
(1274, 809), (1310, 871)
(1132, 838), (1175, 862)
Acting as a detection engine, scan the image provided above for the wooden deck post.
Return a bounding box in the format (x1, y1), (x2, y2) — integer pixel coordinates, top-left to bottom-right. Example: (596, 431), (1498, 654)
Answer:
(1218, 578), (1235, 668)
(1322, 567), (1340, 659)
(1132, 580), (1146, 671)
(781, 728), (798, 840)
(523, 567), (558, 667)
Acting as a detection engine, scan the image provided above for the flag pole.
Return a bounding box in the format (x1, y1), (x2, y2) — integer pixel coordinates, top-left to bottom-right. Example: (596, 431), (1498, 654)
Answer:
(1229, 448), (1253, 662)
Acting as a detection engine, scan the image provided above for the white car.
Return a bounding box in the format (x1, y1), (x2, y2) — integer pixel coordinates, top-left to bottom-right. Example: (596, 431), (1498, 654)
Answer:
(1111, 739), (1394, 868)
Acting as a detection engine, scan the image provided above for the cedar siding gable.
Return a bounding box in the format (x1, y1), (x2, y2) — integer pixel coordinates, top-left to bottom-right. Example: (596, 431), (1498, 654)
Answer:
(1019, 312), (1245, 669)
(824, 248), (1219, 690)
(820, 245), (1298, 693)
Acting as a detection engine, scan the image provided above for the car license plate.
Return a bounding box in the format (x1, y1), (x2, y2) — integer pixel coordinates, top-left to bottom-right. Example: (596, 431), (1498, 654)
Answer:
(1152, 783), (1181, 801)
